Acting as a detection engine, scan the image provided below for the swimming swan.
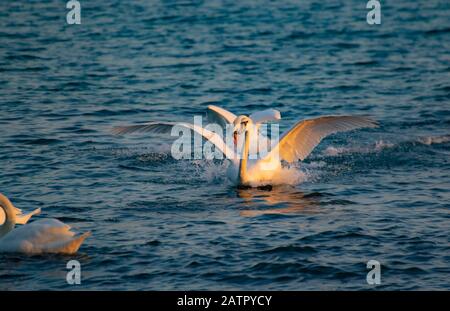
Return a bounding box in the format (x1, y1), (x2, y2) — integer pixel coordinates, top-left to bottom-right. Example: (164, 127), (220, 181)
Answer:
(113, 105), (378, 186)
(0, 193), (90, 254)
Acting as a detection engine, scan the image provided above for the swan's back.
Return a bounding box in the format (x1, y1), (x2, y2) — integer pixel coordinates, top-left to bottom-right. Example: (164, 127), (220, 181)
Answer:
(0, 219), (90, 254)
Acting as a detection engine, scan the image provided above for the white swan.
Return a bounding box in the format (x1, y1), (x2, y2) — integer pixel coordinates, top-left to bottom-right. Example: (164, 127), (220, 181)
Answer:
(113, 105), (378, 186)
(0, 193), (90, 254)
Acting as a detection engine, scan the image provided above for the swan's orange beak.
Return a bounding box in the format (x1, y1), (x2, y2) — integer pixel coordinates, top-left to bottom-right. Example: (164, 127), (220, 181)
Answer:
(233, 131), (238, 146)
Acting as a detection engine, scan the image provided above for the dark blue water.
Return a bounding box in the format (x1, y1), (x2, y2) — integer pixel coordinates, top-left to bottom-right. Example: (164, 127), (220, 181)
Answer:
(0, 0), (449, 290)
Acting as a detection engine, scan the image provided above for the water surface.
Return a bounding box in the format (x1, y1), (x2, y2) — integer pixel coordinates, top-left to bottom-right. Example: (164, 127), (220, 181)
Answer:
(0, 0), (449, 290)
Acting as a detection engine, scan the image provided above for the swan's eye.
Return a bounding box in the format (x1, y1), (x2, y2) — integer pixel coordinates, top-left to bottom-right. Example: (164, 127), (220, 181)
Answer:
(241, 121), (248, 126)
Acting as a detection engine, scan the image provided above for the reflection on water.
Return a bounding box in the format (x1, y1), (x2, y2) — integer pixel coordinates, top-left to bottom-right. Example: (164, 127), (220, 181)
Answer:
(236, 186), (321, 216)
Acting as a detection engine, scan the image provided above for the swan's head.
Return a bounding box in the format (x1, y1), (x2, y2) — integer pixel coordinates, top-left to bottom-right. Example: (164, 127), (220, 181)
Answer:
(232, 115), (252, 145)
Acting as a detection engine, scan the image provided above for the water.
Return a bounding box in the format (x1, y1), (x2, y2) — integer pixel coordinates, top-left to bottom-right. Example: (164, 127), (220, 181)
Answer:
(0, 0), (449, 290)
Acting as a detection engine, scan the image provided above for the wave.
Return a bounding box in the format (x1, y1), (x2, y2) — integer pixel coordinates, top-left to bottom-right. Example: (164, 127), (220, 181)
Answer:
(323, 139), (394, 157)
(323, 134), (450, 157)
(416, 134), (450, 145)
(105, 133), (449, 188)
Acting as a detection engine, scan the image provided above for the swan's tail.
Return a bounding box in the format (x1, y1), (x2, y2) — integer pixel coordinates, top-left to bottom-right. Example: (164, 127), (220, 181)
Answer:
(66, 231), (91, 254)
(47, 231), (91, 254)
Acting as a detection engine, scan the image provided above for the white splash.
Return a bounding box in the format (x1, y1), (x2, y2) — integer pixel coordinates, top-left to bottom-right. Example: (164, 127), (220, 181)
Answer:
(324, 146), (347, 156)
(198, 160), (310, 187)
(324, 140), (394, 157)
(417, 135), (450, 145)
(374, 140), (394, 150)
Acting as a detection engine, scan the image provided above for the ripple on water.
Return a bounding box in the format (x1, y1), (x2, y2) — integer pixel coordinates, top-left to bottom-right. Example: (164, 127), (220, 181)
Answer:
(0, 0), (448, 290)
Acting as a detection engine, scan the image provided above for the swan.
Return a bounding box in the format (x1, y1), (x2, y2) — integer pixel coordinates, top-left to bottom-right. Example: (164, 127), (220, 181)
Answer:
(0, 193), (90, 254)
(113, 105), (378, 186)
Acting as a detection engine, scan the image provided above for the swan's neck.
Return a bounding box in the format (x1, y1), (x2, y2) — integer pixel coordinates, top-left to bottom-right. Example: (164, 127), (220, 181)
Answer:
(0, 193), (16, 238)
(238, 130), (250, 186)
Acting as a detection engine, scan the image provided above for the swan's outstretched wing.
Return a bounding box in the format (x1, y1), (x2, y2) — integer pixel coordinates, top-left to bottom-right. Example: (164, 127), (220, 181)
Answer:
(206, 105), (237, 128)
(112, 121), (237, 159)
(266, 116), (378, 162)
(250, 109), (281, 124)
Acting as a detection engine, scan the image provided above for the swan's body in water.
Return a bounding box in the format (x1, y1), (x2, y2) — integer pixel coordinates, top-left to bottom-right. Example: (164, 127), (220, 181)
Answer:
(0, 193), (90, 254)
(113, 105), (378, 186)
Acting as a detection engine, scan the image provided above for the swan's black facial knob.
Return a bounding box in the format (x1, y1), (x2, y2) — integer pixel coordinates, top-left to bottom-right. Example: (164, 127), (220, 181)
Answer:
(240, 120), (249, 133)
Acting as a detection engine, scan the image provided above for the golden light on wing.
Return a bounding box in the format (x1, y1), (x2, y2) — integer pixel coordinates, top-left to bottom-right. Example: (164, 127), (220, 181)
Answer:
(275, 116), (378, 162)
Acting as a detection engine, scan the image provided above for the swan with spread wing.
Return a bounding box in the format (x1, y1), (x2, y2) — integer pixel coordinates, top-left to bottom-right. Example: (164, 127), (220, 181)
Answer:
(113, 105), (378, 186)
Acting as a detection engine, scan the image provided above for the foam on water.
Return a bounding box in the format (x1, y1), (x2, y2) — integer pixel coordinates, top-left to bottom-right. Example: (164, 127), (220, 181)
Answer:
(250, 165), (310, 187)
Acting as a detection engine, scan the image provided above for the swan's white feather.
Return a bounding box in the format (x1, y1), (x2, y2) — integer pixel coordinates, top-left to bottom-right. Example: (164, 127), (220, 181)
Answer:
(206, 105), (237, 128)
(266, 115), (378, 162)
(249, 109), (281, 124)
(0, 219), (90, 254)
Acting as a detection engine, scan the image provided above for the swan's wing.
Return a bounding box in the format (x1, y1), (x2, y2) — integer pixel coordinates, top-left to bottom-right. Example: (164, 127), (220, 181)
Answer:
(9, 219), (75, 244)
(112, 121), (237, 159)
(0, 219), (73, 250)
(206, 105), (237, 128)
(0, 219), (89, 254)
(266, 116), (378, 162)
(43, 231), (90, 254)
(15, 208), (42, 225)
(250, 109), (281, 124)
